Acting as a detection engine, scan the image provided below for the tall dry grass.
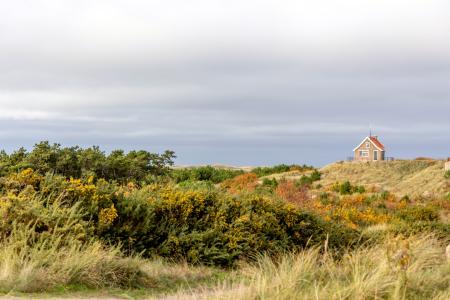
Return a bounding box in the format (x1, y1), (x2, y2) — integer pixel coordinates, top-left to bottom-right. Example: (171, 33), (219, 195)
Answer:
(0, 224), (148, 293)
(170, 235), (450, 300)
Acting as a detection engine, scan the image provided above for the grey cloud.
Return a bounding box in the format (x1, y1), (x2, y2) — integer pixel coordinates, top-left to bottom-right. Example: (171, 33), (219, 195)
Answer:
(0, 0), (449, 166)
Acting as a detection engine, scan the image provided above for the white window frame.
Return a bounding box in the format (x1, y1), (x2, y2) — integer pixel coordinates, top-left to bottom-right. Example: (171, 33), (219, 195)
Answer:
(365, 142), (370, 148)
(373, 150), (378, 161)
(360, 150), (369, 157)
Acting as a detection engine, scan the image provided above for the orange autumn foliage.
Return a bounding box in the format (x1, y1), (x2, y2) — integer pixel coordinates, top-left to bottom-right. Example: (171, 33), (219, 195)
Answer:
(220, 173), (258, 194)
(275, 180), (309, 206)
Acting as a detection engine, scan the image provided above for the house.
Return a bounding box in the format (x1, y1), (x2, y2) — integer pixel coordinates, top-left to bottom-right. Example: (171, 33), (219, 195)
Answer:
(353, 135), (386, 161)
(445, 158), (450, 171)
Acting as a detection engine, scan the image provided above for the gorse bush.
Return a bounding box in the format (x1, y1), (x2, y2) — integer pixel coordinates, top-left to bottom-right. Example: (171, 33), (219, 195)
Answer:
(104, 185), (360, 266)
(396, 205), (440, 222)
(0, 168), (360, 267)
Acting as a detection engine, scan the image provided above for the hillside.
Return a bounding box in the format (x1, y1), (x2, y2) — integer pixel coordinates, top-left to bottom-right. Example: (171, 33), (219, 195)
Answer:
(319, 160), (449, 197)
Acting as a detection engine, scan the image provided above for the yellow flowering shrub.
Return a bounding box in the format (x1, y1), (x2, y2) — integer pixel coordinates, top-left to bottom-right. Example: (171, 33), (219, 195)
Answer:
(0, 168), (43, 193)
(99, 204), (118, 226)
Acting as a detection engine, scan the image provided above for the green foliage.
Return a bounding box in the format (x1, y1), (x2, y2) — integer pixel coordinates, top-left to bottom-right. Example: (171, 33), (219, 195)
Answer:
(332, 181), (366, 195)
(297, 170), (322, 187)
(445, 170), (450, 179)
(262, 178), (278, 189)
(0, 172), (360, 267)
(309, 170), (322, 181)
(374, 221), (450, 240)
(395, 205), (440, 222)
(298, 175), (313, 186)
(252, 164), (314, 177)
(104, 186), (359, 266)
(339, 181), (352, 195)
(0, 141), (176, 183)
(171, 166), (244, 184)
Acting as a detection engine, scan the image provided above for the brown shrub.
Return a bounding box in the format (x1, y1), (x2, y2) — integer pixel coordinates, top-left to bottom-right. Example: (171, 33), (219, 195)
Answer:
(275, 180), (309, 206)
(220, 173), (258, 194)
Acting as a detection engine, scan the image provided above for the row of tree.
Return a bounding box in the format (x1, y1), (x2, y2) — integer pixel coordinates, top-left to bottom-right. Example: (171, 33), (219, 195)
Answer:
(0, 141), (176, 182)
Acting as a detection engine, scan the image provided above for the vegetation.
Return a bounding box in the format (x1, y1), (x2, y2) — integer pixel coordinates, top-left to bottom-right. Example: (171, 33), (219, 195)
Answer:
(171, 166), (244, 184)
(171, 235), (450, 300)
(445, 170), (450, 179)
(0, 141), (175, 182)
(251, 164), (314, 177)
(0, 143), (449, 298)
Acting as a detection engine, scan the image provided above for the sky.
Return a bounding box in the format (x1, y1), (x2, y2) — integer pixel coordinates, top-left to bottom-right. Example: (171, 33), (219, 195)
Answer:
(0, 0), (449, 166)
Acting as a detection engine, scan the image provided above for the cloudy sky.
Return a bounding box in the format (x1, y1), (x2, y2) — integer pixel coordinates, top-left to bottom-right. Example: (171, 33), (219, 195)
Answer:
(1, 0), (449, 166)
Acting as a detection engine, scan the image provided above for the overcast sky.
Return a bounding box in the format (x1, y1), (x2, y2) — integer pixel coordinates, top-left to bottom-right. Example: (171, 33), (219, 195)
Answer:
(0, 0), (449, 166)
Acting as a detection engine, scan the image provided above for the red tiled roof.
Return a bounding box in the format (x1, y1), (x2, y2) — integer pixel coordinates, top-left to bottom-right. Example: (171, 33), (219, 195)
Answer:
(369, 136), (385, 150)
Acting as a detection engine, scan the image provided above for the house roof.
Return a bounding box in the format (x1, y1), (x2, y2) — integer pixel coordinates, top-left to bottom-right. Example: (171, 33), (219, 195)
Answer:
(353, 136), (385, 151)
(369, 136), (385, 151)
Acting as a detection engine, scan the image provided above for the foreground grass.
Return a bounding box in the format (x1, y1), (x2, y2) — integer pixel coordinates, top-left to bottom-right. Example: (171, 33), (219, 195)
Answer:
(1, 262), (229, 299)
(169, 234), (450, 300)
(1, 229), (449, 299)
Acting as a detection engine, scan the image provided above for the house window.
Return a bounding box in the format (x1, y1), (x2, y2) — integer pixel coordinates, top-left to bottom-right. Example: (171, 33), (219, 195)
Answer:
(365, 142), (370, 148)
(359, 150), (369, 157)
(374, 150), (378, 161)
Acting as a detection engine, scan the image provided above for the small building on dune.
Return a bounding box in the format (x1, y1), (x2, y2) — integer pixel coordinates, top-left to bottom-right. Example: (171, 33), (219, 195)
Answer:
(353, 135), (386, 161)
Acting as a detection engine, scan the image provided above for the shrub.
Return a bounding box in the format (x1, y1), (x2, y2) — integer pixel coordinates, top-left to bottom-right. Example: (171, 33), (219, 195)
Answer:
(102, 185), (359, 266)
(220, 173), (259, 194)
(275, 180), (309, 206)
(396, 205), (440, 222)
(309, 170), (322, 181)
(262, 178), (278, 189)
(445, 170), (450, 179)
(339, 181), (353, 195)
(298, 175), (313, 186)
(354, 185), (365, 194)
(297, 170), (321, 187)
(252, 164), (314, 177)
(0, 142), (175, 183)
(171, 166), (244, 184)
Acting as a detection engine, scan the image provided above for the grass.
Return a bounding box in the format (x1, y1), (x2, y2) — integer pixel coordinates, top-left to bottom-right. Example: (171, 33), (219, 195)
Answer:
(169, 234), (450, 300)
(0, 224), (229, 298)
(2, 227), (449, 299)
(0, 225), (148, 293)
(317, 160), (448, 198)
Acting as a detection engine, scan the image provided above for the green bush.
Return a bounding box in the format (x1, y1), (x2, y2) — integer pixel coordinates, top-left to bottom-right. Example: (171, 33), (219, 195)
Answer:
(354, 185), (365, 194)
(252, 164), (314, 177)
(332, 181), (365, 195)
(262, 178), (278, 189)
(388, 221), (450, 239)
(297, 170), (322, 187)
(310, 170), (322, 181)
(339, 181), (353, 195)
(0, 168), (361, 267)
(396, 205), (440, 222)
(102, 186), (360, 266)
(0, 141), (175, 183)
(445, 170), (450, 179)
(171, 166), (244, 184)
